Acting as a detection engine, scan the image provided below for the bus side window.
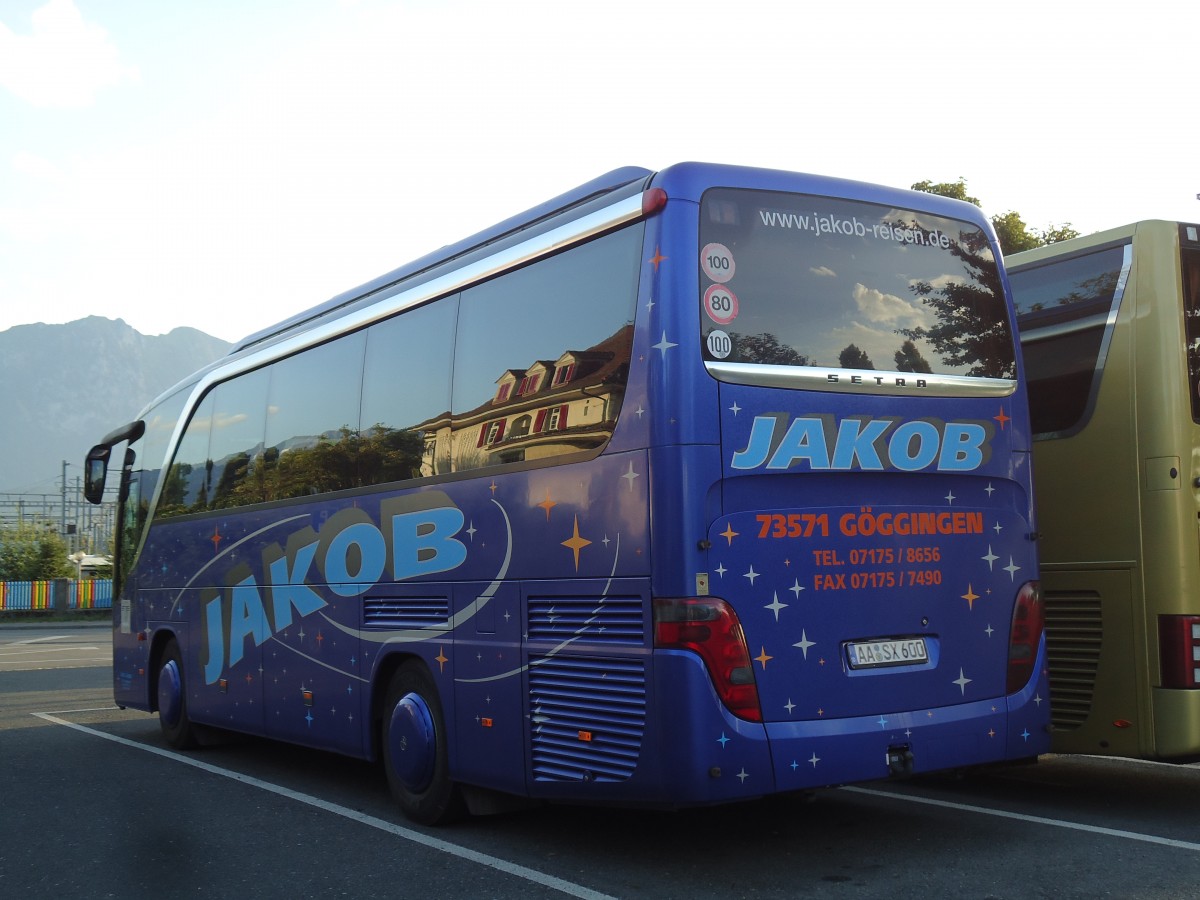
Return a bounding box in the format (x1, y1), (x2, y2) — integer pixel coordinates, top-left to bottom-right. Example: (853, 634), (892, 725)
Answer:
(362, 298), (458, 483)
(207, 369), (270, 509)
(1013, 245), (1128, 436)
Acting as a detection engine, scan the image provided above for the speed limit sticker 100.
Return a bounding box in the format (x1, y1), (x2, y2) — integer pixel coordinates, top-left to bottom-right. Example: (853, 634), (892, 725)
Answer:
(701, 243), (735, 283)
(704, 284), (739, 326)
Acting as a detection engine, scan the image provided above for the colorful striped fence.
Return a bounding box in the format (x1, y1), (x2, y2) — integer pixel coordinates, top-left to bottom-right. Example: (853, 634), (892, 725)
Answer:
(0, 580), (113, 611)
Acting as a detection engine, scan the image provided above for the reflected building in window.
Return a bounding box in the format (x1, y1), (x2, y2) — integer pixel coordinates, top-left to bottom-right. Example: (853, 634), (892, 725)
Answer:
(418, 324), (633, 475)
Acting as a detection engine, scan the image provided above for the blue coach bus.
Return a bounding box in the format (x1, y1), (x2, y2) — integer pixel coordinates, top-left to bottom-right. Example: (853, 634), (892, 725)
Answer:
(84, 163), (1049, 823)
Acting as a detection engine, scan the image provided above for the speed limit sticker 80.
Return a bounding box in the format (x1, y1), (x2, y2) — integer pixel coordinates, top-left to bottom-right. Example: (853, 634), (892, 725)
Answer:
(704, 284), (739, 325)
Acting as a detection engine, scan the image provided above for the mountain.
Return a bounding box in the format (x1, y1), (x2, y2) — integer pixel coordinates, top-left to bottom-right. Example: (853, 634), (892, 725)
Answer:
(0, 317), (231, 494)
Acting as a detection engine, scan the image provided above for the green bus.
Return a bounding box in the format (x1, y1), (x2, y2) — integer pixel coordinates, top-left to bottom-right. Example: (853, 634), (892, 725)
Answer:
(1008, 221), (1200, 759)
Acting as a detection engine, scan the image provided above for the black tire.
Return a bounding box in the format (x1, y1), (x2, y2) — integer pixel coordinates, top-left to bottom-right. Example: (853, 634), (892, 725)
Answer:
(382, 661), (465, 825)
(157, 639), (199, 750)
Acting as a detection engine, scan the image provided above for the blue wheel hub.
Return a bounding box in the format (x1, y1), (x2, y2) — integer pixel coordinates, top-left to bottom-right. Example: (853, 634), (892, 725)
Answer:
(158, 659), (182, 727)
(388, 692), (436, 793)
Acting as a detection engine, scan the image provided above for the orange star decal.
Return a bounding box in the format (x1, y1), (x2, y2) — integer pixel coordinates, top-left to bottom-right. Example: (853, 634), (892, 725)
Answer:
(993, 406), (1011, 430)
(961, 583), (980, 610)
(648, 246), (668, 271)
(562, 515), (592, 571)
(537, 490), (557, 521)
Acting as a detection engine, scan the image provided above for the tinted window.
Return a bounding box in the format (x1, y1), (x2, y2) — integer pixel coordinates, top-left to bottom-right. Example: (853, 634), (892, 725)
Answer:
(157, 392), (213, 517)
(361, 298), (457, 482)
(1011, 245), (1128, 436)
(120, 388), (189, 566)
(699, 188), (1015, 380)
(1181, 243), (1200, 422)
(449, 225), (642, 471)
(137, 387), (190, 510)
(208, 368), (270, 509)
(263, 333), (366, 499)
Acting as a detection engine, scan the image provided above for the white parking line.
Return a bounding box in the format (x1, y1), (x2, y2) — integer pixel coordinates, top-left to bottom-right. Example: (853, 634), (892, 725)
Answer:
(843, 785), (1200, 852)
(32, 711), (616, 900)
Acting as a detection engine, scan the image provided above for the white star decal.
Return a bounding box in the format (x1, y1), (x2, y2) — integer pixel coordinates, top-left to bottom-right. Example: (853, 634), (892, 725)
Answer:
(622, 462), (639, 491)
(982, 546), (998, 570)
(809, 752), (820, 768)
(714, 563), (727, 578)
(789, 578), (805, 599)
(466, 521), (477, 541)
(793, 630), (815, 659)
(736, 768), (749, 783)
(784, 698), (796, 715)
(729, 401), (741, 416)
(743, 565), (759, 585)
(653, 331), (678, 356)
(944, 490), (956, 504)
(954, 668), (973, 694)
(765, 591), (788, 621)
(1003, 557), (1022, 580)
(985, 482), (995, 496)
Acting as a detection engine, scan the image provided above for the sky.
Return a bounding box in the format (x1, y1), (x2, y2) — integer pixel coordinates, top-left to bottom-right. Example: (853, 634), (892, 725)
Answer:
(1, 0), (1196, 343)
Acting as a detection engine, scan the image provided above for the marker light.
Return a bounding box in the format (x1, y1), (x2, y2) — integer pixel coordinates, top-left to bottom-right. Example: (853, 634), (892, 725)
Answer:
(1159, 615), (1200, 688)
(654, 597), (762, 721)
(642, 188), (668, 216)
(1007, 581), (1045, 694)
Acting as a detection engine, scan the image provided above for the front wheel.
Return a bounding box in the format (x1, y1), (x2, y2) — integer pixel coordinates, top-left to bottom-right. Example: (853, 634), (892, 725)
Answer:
(157, 639), (199, 750)
(382, 662), (464, 825)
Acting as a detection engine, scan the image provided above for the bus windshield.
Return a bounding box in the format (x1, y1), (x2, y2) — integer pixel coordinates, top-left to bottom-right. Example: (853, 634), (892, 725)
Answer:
(699, 188), (1016, 385)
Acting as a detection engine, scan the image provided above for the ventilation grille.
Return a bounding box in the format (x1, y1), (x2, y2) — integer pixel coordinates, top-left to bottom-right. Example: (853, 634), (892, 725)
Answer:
(1043, 589), (1103, 730)
(363, 596), (449, 628)
(527, 595), (644, 644)
(529, 655), (646, 782)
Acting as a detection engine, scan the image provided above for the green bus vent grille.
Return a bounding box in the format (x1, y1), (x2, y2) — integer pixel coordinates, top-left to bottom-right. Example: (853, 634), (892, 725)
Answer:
(1044, 589), (1103, 730)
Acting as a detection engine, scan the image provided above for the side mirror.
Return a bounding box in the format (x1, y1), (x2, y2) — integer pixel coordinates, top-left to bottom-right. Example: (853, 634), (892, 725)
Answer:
(84, 445), (111, 505)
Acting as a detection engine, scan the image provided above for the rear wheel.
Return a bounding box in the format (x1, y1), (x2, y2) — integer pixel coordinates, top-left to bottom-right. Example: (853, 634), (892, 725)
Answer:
(382, 662), (464, 825)
(157, 639), (199, 750)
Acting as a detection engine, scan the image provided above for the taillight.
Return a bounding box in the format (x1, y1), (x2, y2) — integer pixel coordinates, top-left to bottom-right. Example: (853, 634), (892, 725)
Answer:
(654, 597), (762, 721)
(1159, 615), (1200, 688)
(1007, 581), (1044, 694)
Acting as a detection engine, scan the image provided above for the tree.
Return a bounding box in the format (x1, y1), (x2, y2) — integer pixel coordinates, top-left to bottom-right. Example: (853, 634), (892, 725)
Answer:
(912, 179), (1079, 255)
(839, 344), (874, 370)
(894, 339), (933, 373)
(910, 178), (980, 207)
(0, 523), (74, 580)
(732, 332), (810, 366)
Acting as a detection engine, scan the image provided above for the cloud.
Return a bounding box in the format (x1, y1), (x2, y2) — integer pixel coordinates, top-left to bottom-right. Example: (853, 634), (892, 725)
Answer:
(810, 265), (836, 277)
(0, 0), (138, 108)
(852, 282), (929, 328)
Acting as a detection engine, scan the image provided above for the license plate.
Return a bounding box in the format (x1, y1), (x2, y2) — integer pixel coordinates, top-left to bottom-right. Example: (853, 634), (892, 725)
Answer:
(846, 637), (929, 669)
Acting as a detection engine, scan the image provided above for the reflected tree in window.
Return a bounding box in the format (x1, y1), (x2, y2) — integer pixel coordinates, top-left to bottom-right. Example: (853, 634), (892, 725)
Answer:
(898, 226), (1016, 378)
(839, 344), (874, 370)
(731, 332), (810, 366)
(894, 339), (932, 373)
